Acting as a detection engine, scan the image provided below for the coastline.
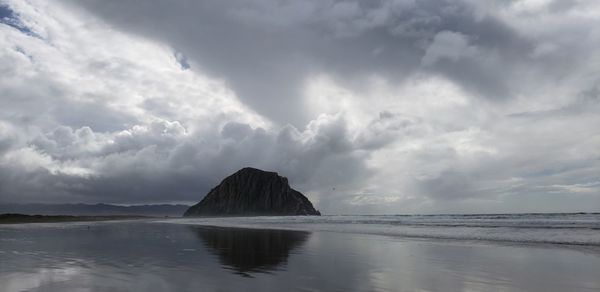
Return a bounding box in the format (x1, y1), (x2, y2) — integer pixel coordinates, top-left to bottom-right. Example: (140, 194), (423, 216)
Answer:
(157, 214), (600, 253)
(0, 213), (155, 224)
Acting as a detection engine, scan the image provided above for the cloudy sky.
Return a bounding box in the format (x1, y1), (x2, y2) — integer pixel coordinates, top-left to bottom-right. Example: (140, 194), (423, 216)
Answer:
(0, 0), (599, 214)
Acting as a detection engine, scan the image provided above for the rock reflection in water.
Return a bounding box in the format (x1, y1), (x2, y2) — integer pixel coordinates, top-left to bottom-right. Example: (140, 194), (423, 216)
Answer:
(192, 226), (310, 277)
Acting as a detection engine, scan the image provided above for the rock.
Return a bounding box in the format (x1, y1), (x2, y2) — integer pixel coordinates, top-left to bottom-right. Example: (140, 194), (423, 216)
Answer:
(184, 167), (321, 217)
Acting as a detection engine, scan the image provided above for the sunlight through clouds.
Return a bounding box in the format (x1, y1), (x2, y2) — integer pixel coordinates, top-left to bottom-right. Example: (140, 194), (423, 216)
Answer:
(0, 0), (599, 213)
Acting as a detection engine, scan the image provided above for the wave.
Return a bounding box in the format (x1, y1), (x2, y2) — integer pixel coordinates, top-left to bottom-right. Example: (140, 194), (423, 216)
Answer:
(158, 213), (600, 248)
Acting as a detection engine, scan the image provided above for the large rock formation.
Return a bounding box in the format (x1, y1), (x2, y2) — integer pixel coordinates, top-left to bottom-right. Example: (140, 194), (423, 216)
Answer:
(184, 167), (320, 217)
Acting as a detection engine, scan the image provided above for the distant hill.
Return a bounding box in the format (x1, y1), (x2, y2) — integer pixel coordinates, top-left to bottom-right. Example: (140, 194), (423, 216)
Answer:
(0, 203), (189, 217)
(0, 214), (149, 224)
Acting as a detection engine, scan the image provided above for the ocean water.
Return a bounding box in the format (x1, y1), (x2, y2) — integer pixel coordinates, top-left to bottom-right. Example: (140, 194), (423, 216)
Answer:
(166, 213), (600, 248)
(1, 214), (599, 291)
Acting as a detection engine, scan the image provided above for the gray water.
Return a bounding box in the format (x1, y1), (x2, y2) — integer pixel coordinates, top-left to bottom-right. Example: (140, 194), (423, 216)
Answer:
(1, 214), (600, 291)
(167, 213), (600, 247)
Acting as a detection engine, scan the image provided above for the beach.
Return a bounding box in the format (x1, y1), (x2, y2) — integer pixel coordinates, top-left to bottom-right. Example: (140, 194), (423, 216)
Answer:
(1, 214), (599, 291)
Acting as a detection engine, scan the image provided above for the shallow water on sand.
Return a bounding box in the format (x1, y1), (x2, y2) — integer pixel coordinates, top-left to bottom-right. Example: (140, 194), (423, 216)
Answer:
(1, 219), (600, 291)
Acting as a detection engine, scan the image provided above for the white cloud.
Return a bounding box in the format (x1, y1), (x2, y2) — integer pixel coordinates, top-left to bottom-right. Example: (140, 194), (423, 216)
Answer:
(0, 0), (599, 213)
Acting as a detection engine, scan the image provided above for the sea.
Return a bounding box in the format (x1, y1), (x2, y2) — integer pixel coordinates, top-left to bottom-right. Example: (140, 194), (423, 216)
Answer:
(1, 213), (599, 291)
(167, 213), (600, 248)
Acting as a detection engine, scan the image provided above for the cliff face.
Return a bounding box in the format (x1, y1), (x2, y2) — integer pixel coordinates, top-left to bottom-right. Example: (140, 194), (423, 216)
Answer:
(184, 168), (321, 217)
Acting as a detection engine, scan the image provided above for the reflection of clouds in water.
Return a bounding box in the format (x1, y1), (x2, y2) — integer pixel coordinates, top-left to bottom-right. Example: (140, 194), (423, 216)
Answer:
(192, 226), (310, 277)
(1, 222), (599, 291)
(1, 266), (85, 292)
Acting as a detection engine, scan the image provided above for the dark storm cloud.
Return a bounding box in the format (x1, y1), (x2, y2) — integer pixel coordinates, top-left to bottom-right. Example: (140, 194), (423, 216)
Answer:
(0, 115), (383, 204)
(64, 0), (544, 125)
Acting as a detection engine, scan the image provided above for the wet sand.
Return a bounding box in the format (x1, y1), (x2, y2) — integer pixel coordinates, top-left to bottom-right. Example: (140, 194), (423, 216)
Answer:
(1, 220), (599, 291)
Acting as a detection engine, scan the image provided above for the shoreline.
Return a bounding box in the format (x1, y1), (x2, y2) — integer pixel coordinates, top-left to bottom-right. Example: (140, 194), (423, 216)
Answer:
(154, 215), (600, 254)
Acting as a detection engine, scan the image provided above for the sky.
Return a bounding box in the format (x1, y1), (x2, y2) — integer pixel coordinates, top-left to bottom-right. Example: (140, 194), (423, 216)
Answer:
(0, 0), (599, 214)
